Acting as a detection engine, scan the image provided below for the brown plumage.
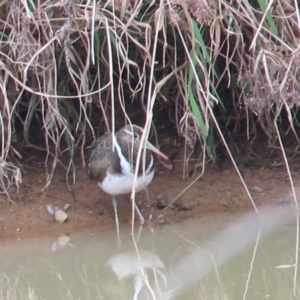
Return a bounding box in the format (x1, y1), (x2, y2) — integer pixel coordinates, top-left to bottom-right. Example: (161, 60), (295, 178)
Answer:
(88, 125), (154, 183)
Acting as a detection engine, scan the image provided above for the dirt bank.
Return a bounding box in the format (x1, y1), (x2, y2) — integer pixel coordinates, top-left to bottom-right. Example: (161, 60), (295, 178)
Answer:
(0, 155), (295, 240)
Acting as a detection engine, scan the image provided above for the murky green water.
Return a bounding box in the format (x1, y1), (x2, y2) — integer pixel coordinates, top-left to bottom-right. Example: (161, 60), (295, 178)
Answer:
(0, 205), (299, 299)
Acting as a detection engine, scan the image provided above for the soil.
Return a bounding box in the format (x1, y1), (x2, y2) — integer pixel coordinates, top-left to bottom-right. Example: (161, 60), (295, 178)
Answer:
(0, 149), (298, 240)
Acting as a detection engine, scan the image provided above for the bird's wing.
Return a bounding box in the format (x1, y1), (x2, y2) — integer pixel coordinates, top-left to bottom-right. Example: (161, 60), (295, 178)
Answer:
(88, 134), (122, 181)
(88, 134), (112, 162)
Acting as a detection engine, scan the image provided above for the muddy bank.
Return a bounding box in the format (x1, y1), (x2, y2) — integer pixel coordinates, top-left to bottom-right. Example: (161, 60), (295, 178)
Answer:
(0, 157), (295, 240)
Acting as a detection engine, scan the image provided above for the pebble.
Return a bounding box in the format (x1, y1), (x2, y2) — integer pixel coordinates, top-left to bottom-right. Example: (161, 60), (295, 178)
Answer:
(63, 204), (71, 210)
(252, 186), (263, 193)
(157, 201), (168, 210)
(54, 209), (68, 223)
(46, 204), (56, 215)
(46, 204), (68, 223)
(156, 194), (169, 210)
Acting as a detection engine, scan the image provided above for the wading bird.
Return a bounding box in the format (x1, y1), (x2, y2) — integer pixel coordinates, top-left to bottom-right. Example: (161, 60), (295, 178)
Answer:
(88, 124), (169, 234)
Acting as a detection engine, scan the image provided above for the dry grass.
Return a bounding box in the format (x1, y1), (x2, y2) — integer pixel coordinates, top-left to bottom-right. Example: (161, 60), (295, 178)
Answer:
(0, 0), (299, 197)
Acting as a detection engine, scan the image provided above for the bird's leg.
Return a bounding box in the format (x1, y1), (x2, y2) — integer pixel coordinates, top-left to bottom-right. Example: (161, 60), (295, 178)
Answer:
(112, 196), (121, 246)
(133, 201), (145, 225)
(136, 223), (143, 241)
(144, 187), (151, 203)
(144, 187), (155, 223)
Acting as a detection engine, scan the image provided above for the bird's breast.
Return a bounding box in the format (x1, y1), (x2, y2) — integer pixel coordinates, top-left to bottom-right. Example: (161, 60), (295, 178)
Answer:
(98, 169), (155, 196)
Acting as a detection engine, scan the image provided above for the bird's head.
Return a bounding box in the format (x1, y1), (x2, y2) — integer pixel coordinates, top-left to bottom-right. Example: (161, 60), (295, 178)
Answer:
(117, 124), (169, 161)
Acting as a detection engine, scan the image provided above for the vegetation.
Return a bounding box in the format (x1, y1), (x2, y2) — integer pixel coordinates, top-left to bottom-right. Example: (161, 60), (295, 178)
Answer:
(0, 0), (299, 199)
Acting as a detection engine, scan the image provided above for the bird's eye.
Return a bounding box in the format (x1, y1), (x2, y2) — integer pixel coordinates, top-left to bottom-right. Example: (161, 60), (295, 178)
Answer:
(133, 132), (139, 139)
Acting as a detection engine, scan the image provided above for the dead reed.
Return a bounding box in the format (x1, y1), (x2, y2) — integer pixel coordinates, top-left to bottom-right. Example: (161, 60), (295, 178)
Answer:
(0, 0), (299, 197)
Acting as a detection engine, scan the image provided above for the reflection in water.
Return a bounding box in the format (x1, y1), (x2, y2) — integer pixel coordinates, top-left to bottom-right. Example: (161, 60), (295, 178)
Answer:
(0, 204), (298, 299)
(51, 234), (72, 252)
(107, 249), (166, 300)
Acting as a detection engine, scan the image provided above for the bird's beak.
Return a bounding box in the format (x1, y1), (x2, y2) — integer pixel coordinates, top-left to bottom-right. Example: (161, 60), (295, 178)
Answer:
(146, 141), (169, 161)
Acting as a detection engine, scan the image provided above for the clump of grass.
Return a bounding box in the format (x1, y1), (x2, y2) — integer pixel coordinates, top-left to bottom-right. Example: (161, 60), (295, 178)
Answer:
(0, 0), (298, 199)
(0, 159), (21, 203)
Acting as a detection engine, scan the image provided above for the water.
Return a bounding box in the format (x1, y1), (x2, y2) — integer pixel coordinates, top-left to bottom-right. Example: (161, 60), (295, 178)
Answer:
(0, 205), (298, 300)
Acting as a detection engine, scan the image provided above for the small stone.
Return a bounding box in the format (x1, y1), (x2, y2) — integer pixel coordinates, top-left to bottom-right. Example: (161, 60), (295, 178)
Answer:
(63, 204), (71, 210)
(54, 209), (68, 223)
(156, 198), (169, 209)
(46, 204), (56, 215)
(252, 186), (263, 193)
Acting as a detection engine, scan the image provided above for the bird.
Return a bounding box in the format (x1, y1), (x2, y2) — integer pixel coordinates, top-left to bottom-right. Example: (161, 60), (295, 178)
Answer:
(88, 124), (170, 234)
